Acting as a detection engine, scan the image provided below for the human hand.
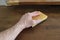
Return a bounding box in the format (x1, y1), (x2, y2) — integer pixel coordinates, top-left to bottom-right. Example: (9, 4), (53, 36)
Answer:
(19, 11), (40, 28)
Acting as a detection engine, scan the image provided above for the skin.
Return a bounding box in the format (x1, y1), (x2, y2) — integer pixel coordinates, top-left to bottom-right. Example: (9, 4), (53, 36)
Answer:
(0, 11), (39, 40)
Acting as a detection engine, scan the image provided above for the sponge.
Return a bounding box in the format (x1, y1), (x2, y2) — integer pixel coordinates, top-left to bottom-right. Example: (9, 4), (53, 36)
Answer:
(32, 11), (48, 27)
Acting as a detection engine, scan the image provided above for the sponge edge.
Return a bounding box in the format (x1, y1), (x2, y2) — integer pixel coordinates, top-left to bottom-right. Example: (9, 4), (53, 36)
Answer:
(32, 11), (48, 27)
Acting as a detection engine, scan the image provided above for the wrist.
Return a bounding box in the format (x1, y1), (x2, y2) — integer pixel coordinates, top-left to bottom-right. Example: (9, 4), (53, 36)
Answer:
(17, 22), (26, 29)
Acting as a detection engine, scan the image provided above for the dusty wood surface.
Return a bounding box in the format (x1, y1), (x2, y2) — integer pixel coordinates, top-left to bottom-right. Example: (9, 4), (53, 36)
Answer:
(0, 5), (60, 40)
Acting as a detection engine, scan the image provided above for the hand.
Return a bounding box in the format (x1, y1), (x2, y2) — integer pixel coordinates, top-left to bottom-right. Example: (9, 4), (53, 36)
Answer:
(19, 11), (40, 28)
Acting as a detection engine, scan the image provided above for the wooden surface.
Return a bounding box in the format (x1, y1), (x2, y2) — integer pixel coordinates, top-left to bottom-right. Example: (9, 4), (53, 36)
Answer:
(18, 2), (60, 5)
(0, 5), (60, 40)
(7, 0), (60, 5)
(8, 0), (60, 2)
(7, 2), (60, 5)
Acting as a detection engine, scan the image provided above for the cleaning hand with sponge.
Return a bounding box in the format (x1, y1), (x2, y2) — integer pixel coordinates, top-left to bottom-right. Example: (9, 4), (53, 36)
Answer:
(0, 11), (48, 40)
(20, 11), (48, 28)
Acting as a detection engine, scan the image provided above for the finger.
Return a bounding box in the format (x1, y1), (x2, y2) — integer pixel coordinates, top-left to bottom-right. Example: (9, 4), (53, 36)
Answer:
(29, 11), (40, 16)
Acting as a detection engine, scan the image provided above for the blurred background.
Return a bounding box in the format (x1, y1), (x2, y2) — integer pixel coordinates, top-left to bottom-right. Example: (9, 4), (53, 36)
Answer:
(0, 0), (7, 5)
(0, 0), (60, 40)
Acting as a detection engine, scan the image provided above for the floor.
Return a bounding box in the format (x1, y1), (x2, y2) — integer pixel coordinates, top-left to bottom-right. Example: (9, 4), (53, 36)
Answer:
(0, 5), (60, 40)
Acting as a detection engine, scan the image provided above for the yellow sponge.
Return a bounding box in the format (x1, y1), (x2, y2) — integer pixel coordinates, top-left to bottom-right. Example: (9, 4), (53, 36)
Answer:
(32, 11), (48, 27)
